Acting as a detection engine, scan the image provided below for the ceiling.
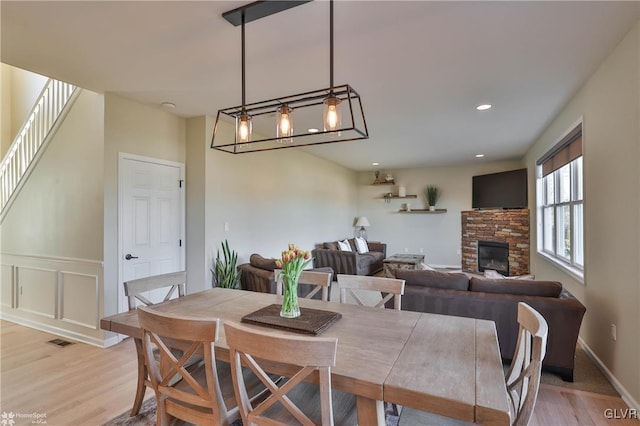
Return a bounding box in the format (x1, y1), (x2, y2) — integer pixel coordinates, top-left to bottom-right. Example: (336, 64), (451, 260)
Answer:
(2, 1), (639, 171)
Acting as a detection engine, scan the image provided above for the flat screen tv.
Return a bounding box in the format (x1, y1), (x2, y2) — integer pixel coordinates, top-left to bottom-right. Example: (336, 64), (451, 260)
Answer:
(472, 168), (528, 209)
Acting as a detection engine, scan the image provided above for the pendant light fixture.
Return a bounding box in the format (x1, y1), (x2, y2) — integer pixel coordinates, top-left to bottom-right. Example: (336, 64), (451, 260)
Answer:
(211, 0), (368, 154)
(323, 0), (341, 133)
(237, 9), (251, 144)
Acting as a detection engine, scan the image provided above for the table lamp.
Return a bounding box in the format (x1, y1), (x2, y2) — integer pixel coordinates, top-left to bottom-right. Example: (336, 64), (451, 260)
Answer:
(355, 217), (371, 240)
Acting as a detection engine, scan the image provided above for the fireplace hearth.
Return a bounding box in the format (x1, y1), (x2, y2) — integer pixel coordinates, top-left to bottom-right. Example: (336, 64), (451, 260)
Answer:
(477, 240), (509, 276)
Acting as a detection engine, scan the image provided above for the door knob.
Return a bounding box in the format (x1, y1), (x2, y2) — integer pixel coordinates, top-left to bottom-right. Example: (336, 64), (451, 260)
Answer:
(125, 254), (139, 260)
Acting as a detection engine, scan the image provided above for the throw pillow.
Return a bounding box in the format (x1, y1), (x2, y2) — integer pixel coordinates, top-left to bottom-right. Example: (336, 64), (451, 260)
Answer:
(337, 240), (352, 251)
(354, 237), (369, 254)
(323, 241), (339, 250)
(249, 254), (278, 271)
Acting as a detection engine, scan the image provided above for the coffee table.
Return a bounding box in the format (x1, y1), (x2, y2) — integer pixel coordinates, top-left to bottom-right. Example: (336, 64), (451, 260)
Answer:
(383, 254), (425, 278)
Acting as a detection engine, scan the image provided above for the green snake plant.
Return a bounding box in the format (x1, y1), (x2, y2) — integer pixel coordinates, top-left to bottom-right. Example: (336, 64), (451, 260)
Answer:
(211, 239), (241, 289)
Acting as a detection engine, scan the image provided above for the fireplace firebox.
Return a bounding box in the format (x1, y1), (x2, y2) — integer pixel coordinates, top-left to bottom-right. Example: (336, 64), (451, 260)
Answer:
(477, 240), (509, 276)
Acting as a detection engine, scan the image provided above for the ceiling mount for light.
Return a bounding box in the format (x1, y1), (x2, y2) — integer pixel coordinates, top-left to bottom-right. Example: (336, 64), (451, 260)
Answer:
(211, 0), (369, 154)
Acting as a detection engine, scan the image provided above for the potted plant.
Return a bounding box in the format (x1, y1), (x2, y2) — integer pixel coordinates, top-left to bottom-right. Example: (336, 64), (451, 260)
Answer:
(211, 239), (241, 288)
(426, 185), (440, 211)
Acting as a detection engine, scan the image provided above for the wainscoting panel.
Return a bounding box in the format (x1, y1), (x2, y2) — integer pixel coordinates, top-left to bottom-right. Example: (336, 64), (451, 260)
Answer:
(0, 253), (106, 347)
(17, 266), (57, 319)
(60, 271), (100, 330)
(1, 264), (15, 308)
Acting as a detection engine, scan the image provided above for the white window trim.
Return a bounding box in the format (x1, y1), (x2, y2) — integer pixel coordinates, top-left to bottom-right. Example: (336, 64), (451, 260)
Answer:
(538, 250), (585, 284)
(536, 118), (585, 284)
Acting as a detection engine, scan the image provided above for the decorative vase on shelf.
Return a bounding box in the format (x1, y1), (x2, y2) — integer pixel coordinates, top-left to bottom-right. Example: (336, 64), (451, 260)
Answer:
(429, 206), (436, 212)
(398, 186), (406, 197)
(278, 272), (300, 318)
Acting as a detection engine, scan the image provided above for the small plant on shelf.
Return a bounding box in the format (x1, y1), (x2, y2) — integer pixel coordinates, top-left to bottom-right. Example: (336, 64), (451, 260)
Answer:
(425, 185), (440, 210)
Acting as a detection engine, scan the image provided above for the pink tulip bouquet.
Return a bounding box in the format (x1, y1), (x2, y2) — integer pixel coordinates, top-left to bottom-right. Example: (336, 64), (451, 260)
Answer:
(275, 244), (312, 318)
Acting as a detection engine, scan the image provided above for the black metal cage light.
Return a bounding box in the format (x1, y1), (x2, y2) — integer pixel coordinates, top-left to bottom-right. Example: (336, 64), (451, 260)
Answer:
(211, 0), (369, 154)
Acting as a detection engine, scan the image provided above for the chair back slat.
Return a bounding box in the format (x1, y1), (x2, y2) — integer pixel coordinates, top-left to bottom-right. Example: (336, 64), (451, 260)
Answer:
(124, 271), (186, 310)
(505, 302), (548, 426)
(224, 321), (338, 426)
(275, 270), (332, 302)
(337, 274), (405, 311)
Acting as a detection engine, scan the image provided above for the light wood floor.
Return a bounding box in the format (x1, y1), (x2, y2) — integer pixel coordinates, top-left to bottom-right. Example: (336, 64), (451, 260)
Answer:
(1, 320), (638, 425)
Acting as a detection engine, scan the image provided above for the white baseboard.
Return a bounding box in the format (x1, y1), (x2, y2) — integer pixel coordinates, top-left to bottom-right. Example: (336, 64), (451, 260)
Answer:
(0, 311), (113, 348)
(578, 337), (640, 411)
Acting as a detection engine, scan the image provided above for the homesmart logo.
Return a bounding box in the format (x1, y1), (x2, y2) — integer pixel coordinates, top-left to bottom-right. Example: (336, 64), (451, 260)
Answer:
(1, 412), (47, 425)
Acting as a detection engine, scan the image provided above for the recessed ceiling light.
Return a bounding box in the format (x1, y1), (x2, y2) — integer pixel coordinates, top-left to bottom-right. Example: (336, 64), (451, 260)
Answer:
(161, 102), (176, 109)
(476, 104), (492, 111)
(308, 128), (319, 133)
(372, 162), (379, 166)
(475, 154), (485, 158)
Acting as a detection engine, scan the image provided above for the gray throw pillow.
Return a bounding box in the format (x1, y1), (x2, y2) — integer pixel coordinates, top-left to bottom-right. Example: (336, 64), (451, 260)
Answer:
(249, 254), (278, 271)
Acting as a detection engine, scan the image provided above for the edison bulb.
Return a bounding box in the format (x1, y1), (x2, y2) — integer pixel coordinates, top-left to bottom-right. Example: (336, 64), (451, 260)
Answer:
(277, 105), (293, 142)
(280, 115), (290, 134)
(237, 113), (251, 143)
(323, 96), (342, 132)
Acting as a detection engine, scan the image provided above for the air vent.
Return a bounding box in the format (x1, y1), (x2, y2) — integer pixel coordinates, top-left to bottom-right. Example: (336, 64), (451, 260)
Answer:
(47, 338), (75, 348)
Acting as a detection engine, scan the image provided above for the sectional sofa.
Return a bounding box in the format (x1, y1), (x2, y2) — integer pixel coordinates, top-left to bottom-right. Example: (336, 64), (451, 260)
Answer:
(312, 239), (386, 276)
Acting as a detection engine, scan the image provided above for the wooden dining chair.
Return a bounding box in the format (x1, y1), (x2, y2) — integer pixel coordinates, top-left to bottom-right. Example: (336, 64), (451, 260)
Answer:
(124, 271), (196, 416)
(224, 321), (357, 426)
(399, 302), (549, 426)
(274, 269), (332, 302)
(124, 270), (186, 310)
(337, 274), (405, 310)
(138, 307), (266, 426)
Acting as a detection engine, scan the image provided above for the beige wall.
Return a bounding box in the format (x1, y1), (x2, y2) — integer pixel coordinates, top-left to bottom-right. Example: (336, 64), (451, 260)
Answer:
(185, 116), (208, 293)
(0, 64), (48, 159)
(525, 21), (640, 404)
(102, 94), (186, 315)
(0, 65), (11, 158)
(1, 90), (105, 259)
(0, 89), (106, 345)
(195, 119), (358, 293)
(356, 160), (524, 266)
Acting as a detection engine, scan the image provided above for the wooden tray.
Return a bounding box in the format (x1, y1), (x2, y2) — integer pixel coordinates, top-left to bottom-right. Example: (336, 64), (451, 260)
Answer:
(241, 304), (342, 335)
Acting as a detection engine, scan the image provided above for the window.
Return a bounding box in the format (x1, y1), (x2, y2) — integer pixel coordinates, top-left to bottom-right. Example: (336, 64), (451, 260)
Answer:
(537, 124), (584, 276)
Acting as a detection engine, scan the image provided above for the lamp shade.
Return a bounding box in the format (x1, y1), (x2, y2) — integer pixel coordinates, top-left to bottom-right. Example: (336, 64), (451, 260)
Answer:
(355, 217), (370, 227)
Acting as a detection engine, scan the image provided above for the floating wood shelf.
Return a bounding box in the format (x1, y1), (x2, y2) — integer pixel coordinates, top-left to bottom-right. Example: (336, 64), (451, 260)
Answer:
(397, 208), (447, 214)
(371, 181), (395, 185)
(381, 195), (417, 199)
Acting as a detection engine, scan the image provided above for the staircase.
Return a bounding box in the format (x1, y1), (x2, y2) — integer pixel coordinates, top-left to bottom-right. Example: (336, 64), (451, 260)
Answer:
(0, 79), (79, 218)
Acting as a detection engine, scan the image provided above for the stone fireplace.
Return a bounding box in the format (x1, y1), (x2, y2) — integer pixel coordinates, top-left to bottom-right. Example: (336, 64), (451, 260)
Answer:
(461, 209), (530, 276)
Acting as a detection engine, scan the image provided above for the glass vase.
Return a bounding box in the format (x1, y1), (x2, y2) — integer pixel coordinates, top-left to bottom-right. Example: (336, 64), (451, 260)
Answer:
(280, 272), (301, 318)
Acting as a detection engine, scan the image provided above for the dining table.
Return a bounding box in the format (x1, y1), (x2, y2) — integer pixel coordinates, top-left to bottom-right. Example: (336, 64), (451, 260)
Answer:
(100, 287), (510, 426)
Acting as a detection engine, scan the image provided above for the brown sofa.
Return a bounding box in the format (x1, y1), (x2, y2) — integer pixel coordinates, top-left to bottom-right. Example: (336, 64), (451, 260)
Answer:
(312, 239), (386, 276)
(394, 269), (586, 382)
(238, 254), (334, 299)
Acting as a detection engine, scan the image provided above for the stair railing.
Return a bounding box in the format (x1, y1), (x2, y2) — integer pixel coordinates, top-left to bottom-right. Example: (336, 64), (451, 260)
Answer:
(0, 79), (78, 216)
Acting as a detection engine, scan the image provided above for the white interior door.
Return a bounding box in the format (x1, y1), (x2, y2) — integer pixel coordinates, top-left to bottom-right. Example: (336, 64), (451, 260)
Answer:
(119, 154), (185, 314)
